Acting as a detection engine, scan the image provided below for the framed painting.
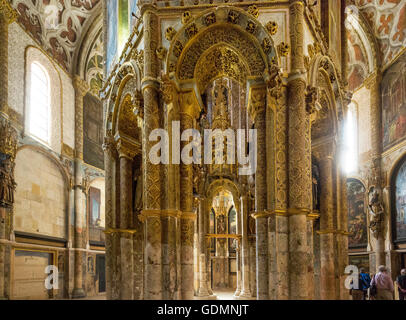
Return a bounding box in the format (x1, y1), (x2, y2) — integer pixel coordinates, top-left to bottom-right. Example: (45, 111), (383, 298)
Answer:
(382, 52), (406, 150)
(347, 179), (368, 248)
(392, 157), (406, 243)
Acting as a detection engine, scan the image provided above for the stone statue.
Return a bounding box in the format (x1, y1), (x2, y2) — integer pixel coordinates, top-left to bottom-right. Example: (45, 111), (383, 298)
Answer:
(368, 187), (384, 238)
(0, 156), (16, 208)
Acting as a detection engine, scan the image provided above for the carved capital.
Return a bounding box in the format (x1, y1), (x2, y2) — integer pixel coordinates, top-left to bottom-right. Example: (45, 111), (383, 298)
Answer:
(73, 76), (89, 97)
(102, 134), (116, 155)
(160, 74), (177, 105)
(266, 63), (283, 104)
(116, 138), (139, 160)
(248, 87), (266, 121)
(0, 0), (18, 24)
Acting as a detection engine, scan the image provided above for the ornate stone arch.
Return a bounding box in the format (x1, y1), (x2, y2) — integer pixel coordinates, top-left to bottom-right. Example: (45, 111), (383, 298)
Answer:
(309, 55), (342, 140)
(164, 6), (279, 97)
(73, 4), (103, 78)
(345, 8), (380, 91)
(206, 178), (241, 208)
(105, 61), (142, 138)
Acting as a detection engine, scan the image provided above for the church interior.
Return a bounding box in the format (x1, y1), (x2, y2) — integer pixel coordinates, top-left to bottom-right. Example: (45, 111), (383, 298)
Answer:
(0, 0), (405, 300)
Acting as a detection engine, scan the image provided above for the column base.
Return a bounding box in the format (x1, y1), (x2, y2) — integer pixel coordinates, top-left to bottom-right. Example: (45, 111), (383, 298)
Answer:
(239, 290), (252, 298)
(194, 294), (218, 300)
(233, 289), (241, 297)
(72, 288), (86, 299)
(197, 287), (210, 297)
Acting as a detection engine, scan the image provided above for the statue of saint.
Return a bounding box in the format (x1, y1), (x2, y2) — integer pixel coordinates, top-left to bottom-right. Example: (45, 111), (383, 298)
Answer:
(368, 187), (384, 238)
(0, 156), (16, 208)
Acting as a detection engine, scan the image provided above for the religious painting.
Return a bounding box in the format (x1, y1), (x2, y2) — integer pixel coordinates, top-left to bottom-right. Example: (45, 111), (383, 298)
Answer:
(347, 179), (368, 248)
(382, 52), (406, 150)
(83, 93), (104, 170)
(349, 255), (370, 273)
(106, 0), (118, 74)
(393, 158), (406, 243)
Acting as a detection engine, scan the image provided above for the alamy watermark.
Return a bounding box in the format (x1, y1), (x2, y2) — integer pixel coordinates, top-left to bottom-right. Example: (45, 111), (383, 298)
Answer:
(148, 121), (257, 176)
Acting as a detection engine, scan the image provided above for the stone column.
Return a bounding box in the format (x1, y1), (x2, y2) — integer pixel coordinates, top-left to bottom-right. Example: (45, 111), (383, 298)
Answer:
(197, 197), (209, 297)
(72, 76), (89, 299)
(102, 135), (115, 300)
(234, 208), (241, 297)
(0, 0), (16, 116)
(180, 109), (196, 300)
(317, 147), (336, 299)
(365, 74), (385, 269)
(117, 140), (138, 300)
(141, 6), (162, 300)
(240, 194), (251, 297)
(287, 0), (312, 300)
(0, 2), (17, 297)
(205, 203), (213, 295)
(249, 87), (268, 300)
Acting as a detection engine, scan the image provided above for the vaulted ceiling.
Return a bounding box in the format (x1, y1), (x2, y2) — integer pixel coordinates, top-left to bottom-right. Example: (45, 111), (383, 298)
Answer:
(10, 0), (101, 73)
(355, 0), (405, 65)
(8, 1), (406, 79)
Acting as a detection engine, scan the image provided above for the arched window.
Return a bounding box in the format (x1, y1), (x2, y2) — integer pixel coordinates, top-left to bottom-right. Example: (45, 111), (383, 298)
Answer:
(28, 62), (50, 143)
(342, 102), (358, 174)
(392, 158), (406, 243)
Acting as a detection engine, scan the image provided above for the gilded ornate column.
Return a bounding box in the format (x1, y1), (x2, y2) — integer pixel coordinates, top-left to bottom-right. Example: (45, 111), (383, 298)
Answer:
(249, 87), (268, 300)
(365, 73), (385, 269)
(197, 197), (209, 297)
(287, 0), (312, 300)
(0, 0), (16, 117)
(141, 6), (162, 300)
(72, 76), (89, 299)
(102, 134), (115, 300)
(240, 192), (252, 297)
(0, 119), (17, 300)
(317, 146), (336, 299)
(179, 108), (196, 300)
(0, 2), (17, 299)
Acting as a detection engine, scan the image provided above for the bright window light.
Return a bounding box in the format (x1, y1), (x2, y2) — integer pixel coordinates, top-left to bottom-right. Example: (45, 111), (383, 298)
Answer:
(29, 62), (50, 143)
(342, 106), (358, 174)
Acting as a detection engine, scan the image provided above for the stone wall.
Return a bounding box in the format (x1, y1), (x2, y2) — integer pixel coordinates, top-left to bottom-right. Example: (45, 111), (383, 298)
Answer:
(14, 147), (67, 239)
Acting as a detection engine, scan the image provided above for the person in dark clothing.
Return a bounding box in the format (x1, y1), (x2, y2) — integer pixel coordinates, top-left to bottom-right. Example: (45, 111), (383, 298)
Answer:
(350, 267), (371, 300)
(359, 268), (371, 300)
(396, 269), (406, 300)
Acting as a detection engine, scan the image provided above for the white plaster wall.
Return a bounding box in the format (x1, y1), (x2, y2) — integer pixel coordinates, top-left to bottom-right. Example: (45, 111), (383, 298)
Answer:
(89, 178), (105, 228)
(8, 23), (76, 152)
(14, 148), (67, 239)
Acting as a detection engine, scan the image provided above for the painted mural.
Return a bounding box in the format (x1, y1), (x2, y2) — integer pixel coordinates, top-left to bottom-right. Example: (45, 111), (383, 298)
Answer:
(83, 93), (104, 170)
(394, 158), (406, 242)
(106, 0), (118, 75)
(382, 52), (406, 150)
(347, 179), (368, 248)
